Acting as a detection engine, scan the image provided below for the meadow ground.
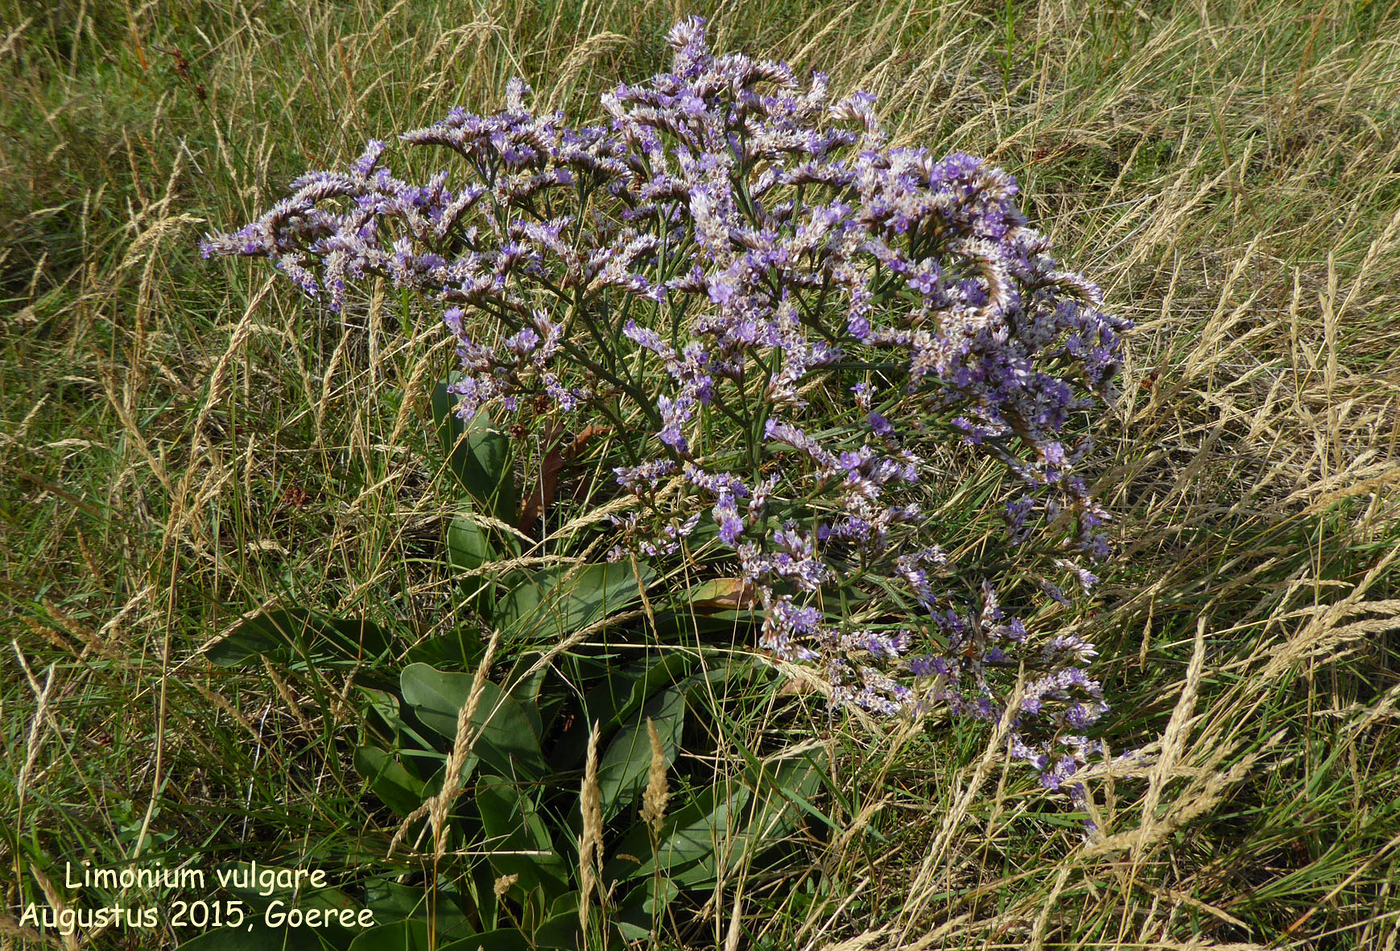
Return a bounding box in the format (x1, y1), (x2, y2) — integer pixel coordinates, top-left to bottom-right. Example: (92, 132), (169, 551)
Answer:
(3, 0), (1400, 948)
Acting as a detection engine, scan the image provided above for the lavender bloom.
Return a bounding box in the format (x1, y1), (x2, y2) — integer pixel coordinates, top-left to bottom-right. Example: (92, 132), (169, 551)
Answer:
(713, 494), (744, 545)
(203, 18), (1129, 799)
(615, 459), (678, 492)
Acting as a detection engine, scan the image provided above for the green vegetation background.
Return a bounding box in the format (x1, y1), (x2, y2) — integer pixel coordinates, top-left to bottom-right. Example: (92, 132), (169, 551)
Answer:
(2, 0), (1399, 947)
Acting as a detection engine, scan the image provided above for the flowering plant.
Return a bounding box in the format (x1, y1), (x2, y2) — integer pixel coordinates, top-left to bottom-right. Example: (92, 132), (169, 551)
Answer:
(204, 19), (1129, 796)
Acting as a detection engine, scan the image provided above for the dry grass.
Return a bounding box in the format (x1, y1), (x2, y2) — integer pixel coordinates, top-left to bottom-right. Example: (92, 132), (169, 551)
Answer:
(2, 0), (1399, 948)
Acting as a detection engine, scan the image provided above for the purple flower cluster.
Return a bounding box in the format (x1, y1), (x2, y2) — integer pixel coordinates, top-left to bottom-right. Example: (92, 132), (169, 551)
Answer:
(203, 19), (1129, 795)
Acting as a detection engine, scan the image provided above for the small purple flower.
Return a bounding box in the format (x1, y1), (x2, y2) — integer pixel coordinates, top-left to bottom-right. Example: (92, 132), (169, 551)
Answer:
(615, 459), (679, 492)
(713, 494), (744, 545)
(503, 327), (541, 356)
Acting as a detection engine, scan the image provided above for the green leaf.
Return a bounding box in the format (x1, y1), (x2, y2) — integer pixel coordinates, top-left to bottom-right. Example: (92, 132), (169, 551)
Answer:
(446, 506), (520, 620)
(439, 930), (535, 951)
(726, 749), (828, 861)
(433, 381), (516, 524)
(497, 562), (653, 642)
(604, 748), (826, 887)
(604, 780), (750, 882)
(475, 775), (570, 895)
(502, 653), (549, 737)
(400, 664), (547, 780)
(207, 609), (391, 668)
(615, 877), (679, 942)
(650, 784), (745, 876)
(611, 654), (692, 728)
(360, 881), (439, 924)
(447, 511), (494, 574)
(648, 607), (758, 641)
(347, 919), (433, 951)
(353, 746), (428, 817)
(358, 881), (473, 942)
(615, 916), (651, 942)
(404, 626), (484, 671)
(597, 687), (685, 818)
(549, 653), (690, 771)
(358, 688), (443, 767)
(532, 895), (583, 949)
(176, 924), (332, 950)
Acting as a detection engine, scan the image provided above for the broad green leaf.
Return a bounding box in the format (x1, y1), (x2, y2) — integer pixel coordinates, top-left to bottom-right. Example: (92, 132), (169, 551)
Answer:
(531, 909), (584, 949)
(597, 687), (685, 818)
(446, 506), (519, 618)
(433, 381), (516, 524)
(604, 780), (750, 882)
(353, 746), (428, 817)
(180, 872), (361, 948)
(683, 577), (754, 610)
(643, 876), (679, 914)
(400, 664), (547, 780)
(475, 775), (570, 895)
(615, 877), (680, 942)
(497, 562), (654, 642)
(360, 881), (438, 922)
(502, 653), (548, 737)
(610, 654), (692, 729)
(447, 511), (494, 574)
(175, 924), (331, 950)
(439, 930), (535, 951)
(669, 855), (728, 886)
(615, 916), (650, 942)
(358, 688), (443, 768)
(358, 881), (473, 942)
(648, 608), (758, 641)
(530, 893), (583, 949)
(649, 785), (744, 877)
(347, 919), (432, 951)
(663, 749), (828, 888)
(550, 653), (690, 771)
(547, 890), (580, 919)
(207, 609), (391, 668)
(724, 749), (828, 866)
(214, 864), (360, 915)
(605, 748), (826, 886)
(404, 626), (484, 671)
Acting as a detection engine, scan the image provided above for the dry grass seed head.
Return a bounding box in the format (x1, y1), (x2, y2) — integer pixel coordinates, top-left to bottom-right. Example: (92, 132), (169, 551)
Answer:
(578, 722), (604, 931)
(641, 715), (669, 836)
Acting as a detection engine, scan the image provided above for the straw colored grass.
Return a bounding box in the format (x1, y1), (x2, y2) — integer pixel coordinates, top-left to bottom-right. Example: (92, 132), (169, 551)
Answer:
(2, 0), (1398, 947)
